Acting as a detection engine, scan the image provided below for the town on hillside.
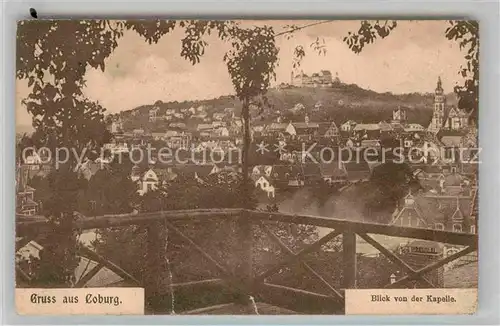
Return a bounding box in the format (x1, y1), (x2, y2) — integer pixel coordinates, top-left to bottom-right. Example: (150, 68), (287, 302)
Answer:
(15, 20), (479, 315)
(18, 76), (478, 267)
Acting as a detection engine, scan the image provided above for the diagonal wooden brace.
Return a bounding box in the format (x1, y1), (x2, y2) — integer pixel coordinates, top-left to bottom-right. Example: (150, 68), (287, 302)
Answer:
(358, 233), (436, 288)
(255, 228), (342, 283)
(259, 223), (344, 301)
(385, 245), (477, 288)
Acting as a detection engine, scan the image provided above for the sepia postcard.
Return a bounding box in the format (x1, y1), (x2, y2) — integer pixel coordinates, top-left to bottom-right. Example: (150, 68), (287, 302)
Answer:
(15, 19), (478, 315)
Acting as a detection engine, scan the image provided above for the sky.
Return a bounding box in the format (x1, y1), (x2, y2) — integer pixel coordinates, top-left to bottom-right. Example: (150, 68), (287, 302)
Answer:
(16, 20), (466, 126)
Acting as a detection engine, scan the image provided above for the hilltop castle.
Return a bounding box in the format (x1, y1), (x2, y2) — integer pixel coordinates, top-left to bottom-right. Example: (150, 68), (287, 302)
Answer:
(427, 77), (470, 133)
(290, 70), (341, 87)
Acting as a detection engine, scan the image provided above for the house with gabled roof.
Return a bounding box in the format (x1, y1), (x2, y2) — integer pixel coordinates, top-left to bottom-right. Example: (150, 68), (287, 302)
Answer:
(319, 162), (348, 184)
(321, 121), (340, 139)
(300, 163), (323, 185)
(398, 186), (476, 234)
(290, 119), (320, 140)
(270, 164), (304, 188)
(254, 175), (275, 198)
(177, 164), (218, 183)
(341, 120), (357, 132)
(131, 166), (159, 195)
(252, 165), (273, 178)
(343, 161), (371, 182)
(378, 121), (393, 133)
(390, 192), (428, 228)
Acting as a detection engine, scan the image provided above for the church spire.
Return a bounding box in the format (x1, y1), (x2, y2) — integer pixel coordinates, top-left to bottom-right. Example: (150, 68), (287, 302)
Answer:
(436, 76), (443, 94)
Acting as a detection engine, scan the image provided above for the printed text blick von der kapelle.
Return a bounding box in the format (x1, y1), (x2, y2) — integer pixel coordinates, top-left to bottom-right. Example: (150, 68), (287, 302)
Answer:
(371, 294), (457, 304)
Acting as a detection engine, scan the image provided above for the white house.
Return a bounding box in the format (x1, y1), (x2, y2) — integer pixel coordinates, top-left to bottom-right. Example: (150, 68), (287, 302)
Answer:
(23, 152), (42, 165)
(213, 113), (225, 121)
(152, 133), (166, 141)
(404, 123), (425, 133)
(285, 122), (297, 136)
(341, 120), (357, 132)
(106, 142), (129, 154)
(255, 175), (275, 198)
(149, 107), (160, 122)
(110, 118), (123, 134)
(214, 127), (229, 137)
(252, 165), (273, 177)
(132, 168), (159, 195)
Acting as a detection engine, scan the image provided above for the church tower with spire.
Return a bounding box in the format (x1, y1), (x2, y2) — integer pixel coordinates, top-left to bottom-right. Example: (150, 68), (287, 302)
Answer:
(428, 76), (446, 132)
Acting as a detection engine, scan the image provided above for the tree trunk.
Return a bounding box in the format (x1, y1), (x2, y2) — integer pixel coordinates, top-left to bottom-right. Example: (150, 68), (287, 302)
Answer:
(234, 97), (255, 310)
(242, 97), (251, 202)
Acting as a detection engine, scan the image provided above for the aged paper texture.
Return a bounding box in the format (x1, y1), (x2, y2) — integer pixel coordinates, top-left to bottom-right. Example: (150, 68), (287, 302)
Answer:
(16, 19), (478, 315)
(345, 289), (477, 315)
(16, 288), (144, 315)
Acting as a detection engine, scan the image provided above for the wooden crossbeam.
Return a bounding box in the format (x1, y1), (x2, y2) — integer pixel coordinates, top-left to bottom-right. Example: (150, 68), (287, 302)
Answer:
(182, 303), (236, 315)
(386, 245), (477, 288)
(74, 263), (103, 288)
(78, 246), (140, 286)
(259, 223), (343, 300)
(164, 220), (231, 278)
(358, 233), (435, 288)
(17, 209), (478, 248)
(17, 208), (243, 237)
(249, 210), (476, 246)
(171, 278), (224, 289)
(258, 283), (342, 314)
(261, 282), (337, 301)
(164, 221), (258, 299)
(255, 229), (342, 283)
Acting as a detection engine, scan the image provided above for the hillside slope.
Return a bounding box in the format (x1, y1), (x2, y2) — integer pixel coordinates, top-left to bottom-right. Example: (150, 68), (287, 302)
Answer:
(118, 83), (458, 131)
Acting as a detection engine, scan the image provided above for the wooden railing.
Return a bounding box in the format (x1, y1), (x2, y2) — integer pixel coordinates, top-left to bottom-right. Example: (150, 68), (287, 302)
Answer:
(16, 209), (478, 314)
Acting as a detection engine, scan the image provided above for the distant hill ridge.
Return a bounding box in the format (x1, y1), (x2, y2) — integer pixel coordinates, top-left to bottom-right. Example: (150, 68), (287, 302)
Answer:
(116, 83), (458, 130)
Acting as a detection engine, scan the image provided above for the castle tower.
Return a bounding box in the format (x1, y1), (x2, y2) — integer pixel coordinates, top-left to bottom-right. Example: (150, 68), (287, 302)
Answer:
(428, 77), (446, 132)
(334, 72), (341, 84)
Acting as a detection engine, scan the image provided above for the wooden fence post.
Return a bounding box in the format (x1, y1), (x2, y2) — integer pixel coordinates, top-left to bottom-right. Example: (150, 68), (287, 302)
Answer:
(235, 211), (253, 305)
(144, 221), (172, 314)
(342, 230), (357, 289)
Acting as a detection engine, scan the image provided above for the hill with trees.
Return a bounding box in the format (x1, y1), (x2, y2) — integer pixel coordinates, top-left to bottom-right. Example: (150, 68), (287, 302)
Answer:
(118, 83), (458, 131)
